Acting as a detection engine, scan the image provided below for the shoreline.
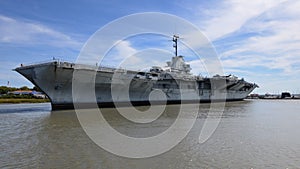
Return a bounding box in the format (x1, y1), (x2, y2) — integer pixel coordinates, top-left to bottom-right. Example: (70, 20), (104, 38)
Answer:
(0, 98), (50, 104)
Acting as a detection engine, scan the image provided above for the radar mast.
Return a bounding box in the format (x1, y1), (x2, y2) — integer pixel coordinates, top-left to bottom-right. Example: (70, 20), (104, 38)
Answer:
(172, 35), (179, 57)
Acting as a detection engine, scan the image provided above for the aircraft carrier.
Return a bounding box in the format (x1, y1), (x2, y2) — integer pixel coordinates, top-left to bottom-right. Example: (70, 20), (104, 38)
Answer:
(14, 35), (258, 110)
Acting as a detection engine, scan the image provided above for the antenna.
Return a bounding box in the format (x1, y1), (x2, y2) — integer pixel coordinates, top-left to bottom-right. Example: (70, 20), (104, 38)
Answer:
(172, 35), (179, 57)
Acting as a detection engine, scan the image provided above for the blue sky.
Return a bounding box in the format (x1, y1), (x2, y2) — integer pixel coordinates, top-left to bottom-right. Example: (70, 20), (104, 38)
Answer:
(0, 0), (299, 94)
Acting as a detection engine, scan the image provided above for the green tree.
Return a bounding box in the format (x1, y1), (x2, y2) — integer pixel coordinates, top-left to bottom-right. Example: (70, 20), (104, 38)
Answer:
(32, 86), (42, 92)
(19, 86), (30, 91)
(0, 86), (17, 94)
(0, 86), (9, 94)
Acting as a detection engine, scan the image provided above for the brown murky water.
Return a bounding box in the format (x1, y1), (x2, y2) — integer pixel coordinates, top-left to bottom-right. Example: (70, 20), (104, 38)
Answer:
(1, 100), (300, 168)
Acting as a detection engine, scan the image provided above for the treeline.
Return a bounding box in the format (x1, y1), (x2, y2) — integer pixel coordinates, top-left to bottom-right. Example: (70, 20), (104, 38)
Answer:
(0, 86), (41, 95)
(0, 86), (49, 103)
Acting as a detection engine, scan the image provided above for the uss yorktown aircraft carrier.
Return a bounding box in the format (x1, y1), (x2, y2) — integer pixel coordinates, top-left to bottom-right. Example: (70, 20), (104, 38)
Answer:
(15, 35), (258, 110)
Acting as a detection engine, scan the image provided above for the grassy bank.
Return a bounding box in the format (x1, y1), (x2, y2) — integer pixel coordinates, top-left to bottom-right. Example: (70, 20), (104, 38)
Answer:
(0, 98), (50, 104)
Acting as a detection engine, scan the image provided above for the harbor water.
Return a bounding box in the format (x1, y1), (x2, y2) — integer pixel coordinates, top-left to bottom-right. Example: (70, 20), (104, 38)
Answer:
(1, 100), (299, 168)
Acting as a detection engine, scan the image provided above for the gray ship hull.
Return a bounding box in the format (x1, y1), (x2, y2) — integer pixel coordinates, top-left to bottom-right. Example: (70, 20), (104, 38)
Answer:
(15, 61), (257, 110)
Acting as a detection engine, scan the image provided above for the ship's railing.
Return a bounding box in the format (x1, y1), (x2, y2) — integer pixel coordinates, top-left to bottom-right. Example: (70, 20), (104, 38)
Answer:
(63, 62), (122, 73)
(18, 58), (67, 67)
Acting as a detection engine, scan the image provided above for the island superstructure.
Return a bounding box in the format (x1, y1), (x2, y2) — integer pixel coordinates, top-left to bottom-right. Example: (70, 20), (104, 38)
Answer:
(15, 35), (258, 110)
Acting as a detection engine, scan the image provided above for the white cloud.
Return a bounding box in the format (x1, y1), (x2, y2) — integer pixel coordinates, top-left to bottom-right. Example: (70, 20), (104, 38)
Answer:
(107, 40), (173, 71)
(198, 0), (287, 41)
(219, 0), (300, 74)
(0, 15), (82, 48)
(100, 40), (139, 67)
(184, 0), (300, 93)
(115, 40), (138, 59)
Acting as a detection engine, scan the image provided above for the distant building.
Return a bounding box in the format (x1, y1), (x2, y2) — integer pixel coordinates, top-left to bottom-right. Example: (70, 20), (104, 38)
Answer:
(259, 93), (280, 99)
(8, 90), (47, 99)
(281, 92), (292, 99)
(246, 93), (259, 99)
(9, 90), (32, 95)
(293, 94), (300, 99)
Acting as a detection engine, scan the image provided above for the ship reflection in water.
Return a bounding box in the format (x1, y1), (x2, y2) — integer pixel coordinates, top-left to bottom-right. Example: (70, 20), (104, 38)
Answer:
(1, 100), (300, 168)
